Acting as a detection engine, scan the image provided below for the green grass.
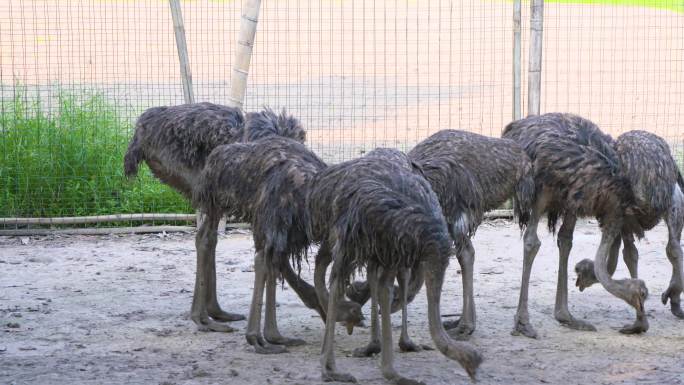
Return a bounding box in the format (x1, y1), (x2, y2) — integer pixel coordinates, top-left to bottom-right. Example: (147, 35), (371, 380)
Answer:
(0, 91), (191, 218)
(542, 0), (684, 12)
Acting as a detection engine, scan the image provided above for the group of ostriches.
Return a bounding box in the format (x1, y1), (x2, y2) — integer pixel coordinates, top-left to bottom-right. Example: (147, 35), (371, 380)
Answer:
(125, 104), (684, 385)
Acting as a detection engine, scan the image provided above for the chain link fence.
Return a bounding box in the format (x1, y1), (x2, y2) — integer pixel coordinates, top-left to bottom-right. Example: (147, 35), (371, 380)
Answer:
(1, 0), (683, 230)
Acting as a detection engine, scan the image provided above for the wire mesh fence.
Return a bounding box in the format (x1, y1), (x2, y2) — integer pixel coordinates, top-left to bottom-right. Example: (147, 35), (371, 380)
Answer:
(1, 0), (683, 229)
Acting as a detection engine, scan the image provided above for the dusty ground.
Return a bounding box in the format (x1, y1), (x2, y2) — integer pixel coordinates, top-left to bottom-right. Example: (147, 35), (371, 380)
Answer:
(1, 219), (684, 385)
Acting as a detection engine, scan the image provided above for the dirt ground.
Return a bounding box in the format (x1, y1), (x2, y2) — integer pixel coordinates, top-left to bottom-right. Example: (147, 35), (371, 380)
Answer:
(2, 219), (684, 385)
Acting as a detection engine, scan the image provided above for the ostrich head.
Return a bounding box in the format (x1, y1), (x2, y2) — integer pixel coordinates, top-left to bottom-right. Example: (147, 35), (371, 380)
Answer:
(244, 107), (306, 143)
(574, 258), (598, 292)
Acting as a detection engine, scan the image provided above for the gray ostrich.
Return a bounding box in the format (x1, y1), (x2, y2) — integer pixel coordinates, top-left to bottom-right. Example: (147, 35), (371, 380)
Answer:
(192, 136), (363, 353)
(503, 113), (649, 338)
(348, 131), (534, 343)
(574, 130), (684, 320)
(123, 102), (320, 332)
(307, 149), (482, 384)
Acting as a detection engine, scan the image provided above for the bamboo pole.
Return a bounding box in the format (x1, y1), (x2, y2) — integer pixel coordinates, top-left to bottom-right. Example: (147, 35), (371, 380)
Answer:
(527, 0), (544, 116)
(513, 0), (522, 120)
(169, 0), (195, 104)
(228, 0), (262, 108)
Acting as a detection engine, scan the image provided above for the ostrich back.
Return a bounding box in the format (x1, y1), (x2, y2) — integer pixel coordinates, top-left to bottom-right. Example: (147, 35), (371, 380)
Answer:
(194, 137), (326, 266)
(134, 103), (245, 171)
(502, 113), (634, 232)
(616, 130), (680, 231)
(306, 153), (452, 285)
(126, 103), (306, 199)
(409, 130), (533, 234)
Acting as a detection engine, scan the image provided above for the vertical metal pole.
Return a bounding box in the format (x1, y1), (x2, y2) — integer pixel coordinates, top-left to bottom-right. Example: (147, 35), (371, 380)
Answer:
(169, 0), (195, 104)
(228, 0), (262, 108)
(528, 0), (543, 116)
(513, 0), (522, 120)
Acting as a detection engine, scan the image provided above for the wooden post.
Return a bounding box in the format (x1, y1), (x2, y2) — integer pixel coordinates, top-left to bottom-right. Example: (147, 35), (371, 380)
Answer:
(513, 0), (522, 120)
(527, 0), (544, 116)
(169, 0), (203, 229)
(169, 0), (195, 104)
(228, 0), (262, 108)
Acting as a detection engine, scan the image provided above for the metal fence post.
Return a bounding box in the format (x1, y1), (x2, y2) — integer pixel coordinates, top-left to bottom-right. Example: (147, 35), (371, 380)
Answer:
(528, 0), (544, 116)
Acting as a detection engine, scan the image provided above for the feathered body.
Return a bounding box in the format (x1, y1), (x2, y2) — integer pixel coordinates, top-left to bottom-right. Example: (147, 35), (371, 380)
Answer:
(616, 130), (682, 235)
(309, 149), (482, 381)
(123, 103), (305, 199)
(409, 130), (534, 236)
(194, 137), (326, 269)
(503, 113), (634, 231)
(306, 149), (452, 286)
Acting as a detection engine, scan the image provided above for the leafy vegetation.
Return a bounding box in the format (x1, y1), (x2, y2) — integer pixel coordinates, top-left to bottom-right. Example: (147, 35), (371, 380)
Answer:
(0, 92), (191, 218)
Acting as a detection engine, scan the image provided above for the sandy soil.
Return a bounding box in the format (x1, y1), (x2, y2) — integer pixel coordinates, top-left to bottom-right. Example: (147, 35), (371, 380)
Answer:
(2, 219), (684, 385)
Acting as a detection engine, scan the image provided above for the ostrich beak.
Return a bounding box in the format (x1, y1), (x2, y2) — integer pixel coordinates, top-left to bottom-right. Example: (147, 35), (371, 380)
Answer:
(575, 277), (586, 292)
(346, 322), (354, 335)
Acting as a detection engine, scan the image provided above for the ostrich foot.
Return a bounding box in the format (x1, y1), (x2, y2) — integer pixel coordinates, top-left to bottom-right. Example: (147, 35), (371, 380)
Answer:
(619, 318), (649, 335)
(398, 338), (423, 353)
(246, 333), (288, 354)
(264, 332), (306, 347)
(661, 287), (684, 319)
(555, 313), (597, 332)
(511, 317), (538, 339)
(352, 340), (381, 357)
(442, 318), (461, 330)
(385, 370), (426, 385)
(447, 322), (475, 341)
(208, 309), (245, 322)
(193, 314), (237, 333)
(322, 370), (357, 383)
(394, 377), (426, 385)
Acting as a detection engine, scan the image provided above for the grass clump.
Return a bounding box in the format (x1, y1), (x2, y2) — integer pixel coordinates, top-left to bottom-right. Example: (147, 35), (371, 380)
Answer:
(0, 92), (191, 218)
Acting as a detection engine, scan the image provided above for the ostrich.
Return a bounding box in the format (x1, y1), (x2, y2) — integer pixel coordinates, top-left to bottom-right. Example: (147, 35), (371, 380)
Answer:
(574, 130), (684, 320)
(123, 102), (322, 332)
(503, 113), (649, 338)
(347, 130), (535, 343)
(307, 149), (482, 384)
(192, 136), (363, 353)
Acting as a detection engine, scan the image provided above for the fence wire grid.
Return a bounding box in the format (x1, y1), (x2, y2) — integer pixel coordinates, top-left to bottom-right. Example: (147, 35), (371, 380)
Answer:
(1, 0), (683, 229)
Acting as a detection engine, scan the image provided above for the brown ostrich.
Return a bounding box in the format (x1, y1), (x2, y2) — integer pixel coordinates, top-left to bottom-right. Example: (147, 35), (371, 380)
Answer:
(347, 131), (535, 343)
(123, 103), (323, 332)
(307, 149), (482, 384)
(192, 136), (363, 353)
(503, 113), (649, 338)
(574, 130), (684, 320)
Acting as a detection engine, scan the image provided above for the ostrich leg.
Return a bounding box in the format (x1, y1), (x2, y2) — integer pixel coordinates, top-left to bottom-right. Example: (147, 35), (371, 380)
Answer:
(593, 225), (649, 334)
(245, 251), (287, 354)
(621, 231), (639, 279)
(661, 189), (684, 318)
(512, 200), (544, 338)
(378, 267), (425, 385)
(206, 214), (245, 322)
(554, 214), (596, 331)
(320, 261), (357, 383)
(446, 238), (476, 340)
(353, 264), (381, 357)
(397, 267), (427, 352)
(263, 259), (306, 346)
(191, 213), (236, 332)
